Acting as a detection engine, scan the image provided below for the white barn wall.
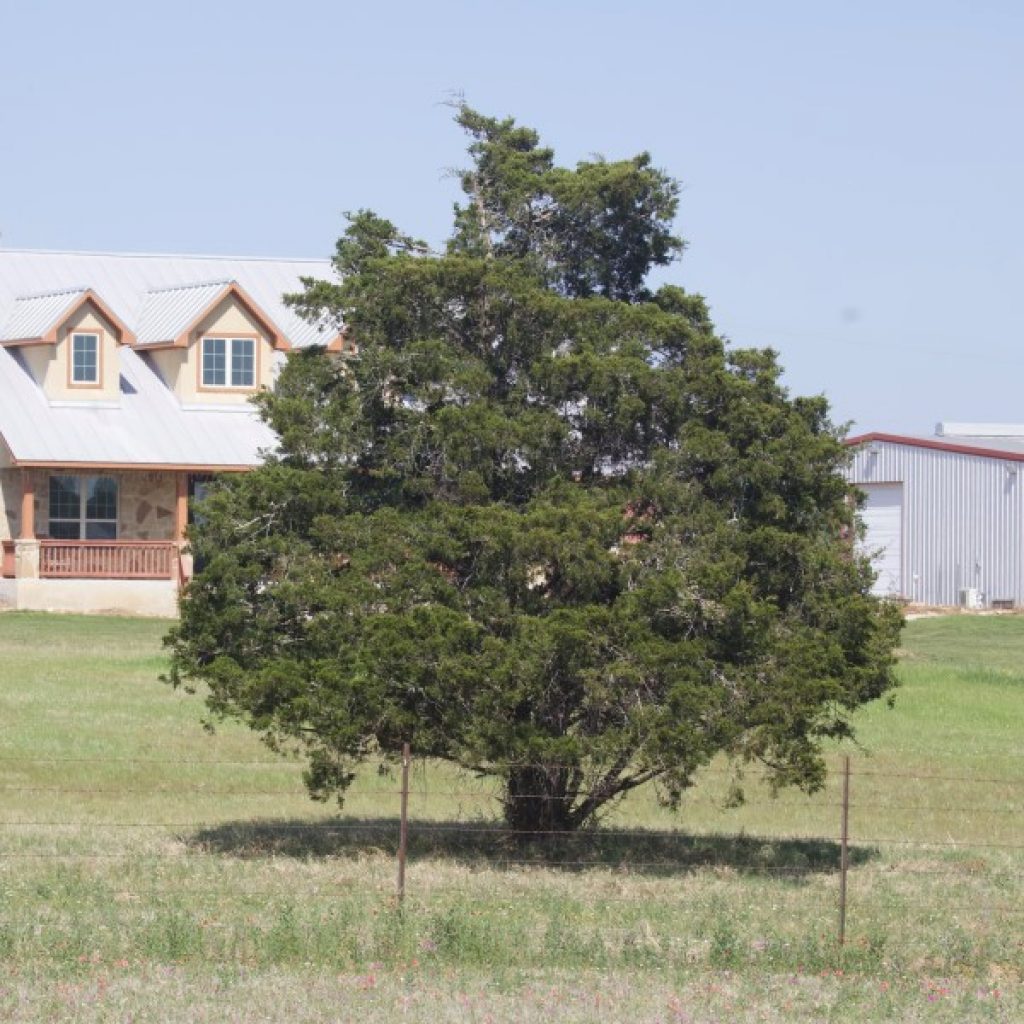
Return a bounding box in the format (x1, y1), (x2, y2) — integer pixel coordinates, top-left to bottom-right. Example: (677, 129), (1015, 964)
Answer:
(847, 441), (1024, 607)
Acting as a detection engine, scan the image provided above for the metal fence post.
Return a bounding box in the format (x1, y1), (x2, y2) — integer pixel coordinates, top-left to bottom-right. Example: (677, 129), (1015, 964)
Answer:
(838, 754), (850, 946)
(397, 741), (410, 904)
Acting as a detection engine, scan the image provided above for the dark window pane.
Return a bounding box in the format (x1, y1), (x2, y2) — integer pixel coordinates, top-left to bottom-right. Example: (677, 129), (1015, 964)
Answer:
(86, 477), (118, 521)
(231, 338), (255, 387)
(72, 334), (98, 383)
(85, 522), (117, 540)
(203, 338), (226, 387)
(49, 476), (80, 521)
(49, 521), (81, 540)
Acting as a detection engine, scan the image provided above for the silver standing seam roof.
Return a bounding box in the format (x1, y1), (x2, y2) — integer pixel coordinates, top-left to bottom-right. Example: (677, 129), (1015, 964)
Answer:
(0, 249), (338, 469)
(1, 288), (89, 342)
(135, 280), (236, 346)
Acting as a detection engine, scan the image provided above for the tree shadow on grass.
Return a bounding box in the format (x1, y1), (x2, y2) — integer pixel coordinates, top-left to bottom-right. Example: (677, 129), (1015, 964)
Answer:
(184, 816), (878, 879)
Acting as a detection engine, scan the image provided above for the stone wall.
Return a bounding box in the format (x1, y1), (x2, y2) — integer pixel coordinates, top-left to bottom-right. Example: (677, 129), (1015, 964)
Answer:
(118, 472), (177, 541)
(0, 466), (44, 540)
(0, 469), (178, 540)
(0, 467), (15, 541)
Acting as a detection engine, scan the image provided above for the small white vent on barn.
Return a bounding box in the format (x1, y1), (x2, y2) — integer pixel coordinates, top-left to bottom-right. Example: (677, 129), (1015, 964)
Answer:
(937, 423), (1024, 438)
(959, 588), (983, 610)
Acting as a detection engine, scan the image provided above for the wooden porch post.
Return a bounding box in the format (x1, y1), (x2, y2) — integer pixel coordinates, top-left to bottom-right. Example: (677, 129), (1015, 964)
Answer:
(175, 473), (188, 543)
(14, 471), (40, 580)
(19, 472), (35, 540)
(174, 473), (193, 585)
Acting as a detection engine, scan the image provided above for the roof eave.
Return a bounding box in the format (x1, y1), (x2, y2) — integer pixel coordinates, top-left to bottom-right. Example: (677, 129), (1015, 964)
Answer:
(846, 431), (1024, 463)
(9, 459), (258, 472)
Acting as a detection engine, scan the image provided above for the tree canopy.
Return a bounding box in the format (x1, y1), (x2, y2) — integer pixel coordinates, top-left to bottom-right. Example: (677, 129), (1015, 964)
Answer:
(166, 104), (902, 832)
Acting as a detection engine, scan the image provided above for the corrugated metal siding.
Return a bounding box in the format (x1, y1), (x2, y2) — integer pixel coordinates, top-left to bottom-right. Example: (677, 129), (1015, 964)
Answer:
(847, 441), (1024, 606)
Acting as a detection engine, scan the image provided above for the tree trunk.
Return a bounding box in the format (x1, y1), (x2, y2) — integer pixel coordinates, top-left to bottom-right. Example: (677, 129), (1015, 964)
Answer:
(502, 765), (576, 834)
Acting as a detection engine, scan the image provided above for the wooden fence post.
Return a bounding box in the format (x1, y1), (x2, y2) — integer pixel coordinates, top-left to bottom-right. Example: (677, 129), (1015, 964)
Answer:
(838, 754), (850, 946)
(397, 741), (410, 904)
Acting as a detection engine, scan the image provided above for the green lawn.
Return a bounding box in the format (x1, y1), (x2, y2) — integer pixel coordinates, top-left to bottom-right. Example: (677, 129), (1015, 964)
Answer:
(2, 610), (1024, 1022)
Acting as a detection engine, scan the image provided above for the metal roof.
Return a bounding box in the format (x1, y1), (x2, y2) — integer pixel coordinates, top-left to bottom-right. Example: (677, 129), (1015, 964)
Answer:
(0, 340), (278, 468)
(936, 422), (1024, 437)
(0, 249), (343, 468)
(1, 287), (88, 342)
(846, 431), (1024, 462)
(0, 249), (339, 349)
(135, 280), (235, 345)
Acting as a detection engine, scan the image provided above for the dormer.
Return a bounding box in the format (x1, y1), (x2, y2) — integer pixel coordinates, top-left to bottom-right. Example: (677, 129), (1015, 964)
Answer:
(134, 280), (290, 406)
(0, 288), (135, 403)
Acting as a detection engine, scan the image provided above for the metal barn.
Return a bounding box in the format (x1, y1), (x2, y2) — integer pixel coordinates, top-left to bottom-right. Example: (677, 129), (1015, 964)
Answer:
(846, 424), (1024, 608)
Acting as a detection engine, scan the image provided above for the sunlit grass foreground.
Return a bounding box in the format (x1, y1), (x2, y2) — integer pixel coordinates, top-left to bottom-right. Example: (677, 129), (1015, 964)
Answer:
(1, 611), (1023, 1022)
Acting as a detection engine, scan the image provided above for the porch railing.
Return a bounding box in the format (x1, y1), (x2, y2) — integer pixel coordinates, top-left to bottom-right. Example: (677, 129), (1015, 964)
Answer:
(39, 540), (177, 580)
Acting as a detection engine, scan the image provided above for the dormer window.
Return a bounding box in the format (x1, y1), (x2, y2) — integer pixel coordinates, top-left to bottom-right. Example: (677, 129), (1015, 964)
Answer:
(0, 290), (132, 401)
(201, 336), (256, 389)
(71, 332), (100, 385)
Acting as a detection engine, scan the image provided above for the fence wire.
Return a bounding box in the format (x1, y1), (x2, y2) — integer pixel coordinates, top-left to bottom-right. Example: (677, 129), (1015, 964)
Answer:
(4, 751), (1024, 949)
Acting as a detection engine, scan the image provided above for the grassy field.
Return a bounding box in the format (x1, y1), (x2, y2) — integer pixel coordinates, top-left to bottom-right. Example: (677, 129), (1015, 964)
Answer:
(2, 611), (1024, 1021)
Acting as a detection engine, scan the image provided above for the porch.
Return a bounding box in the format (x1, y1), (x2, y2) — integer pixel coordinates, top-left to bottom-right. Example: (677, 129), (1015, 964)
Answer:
(3, 538), (182, 580)
(0, 468), (200, 616)
(39, 539), (182, 580)
(0, 539), (187, 618)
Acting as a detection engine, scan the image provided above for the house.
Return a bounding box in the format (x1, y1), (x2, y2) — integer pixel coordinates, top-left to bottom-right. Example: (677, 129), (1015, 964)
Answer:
(847, 424), (1024, 608)
(0, 249), (338, 616)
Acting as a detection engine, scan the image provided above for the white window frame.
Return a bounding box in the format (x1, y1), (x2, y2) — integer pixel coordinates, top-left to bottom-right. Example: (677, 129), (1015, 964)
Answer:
(201, 336), (257, 389)
(70, 332), (100, 385)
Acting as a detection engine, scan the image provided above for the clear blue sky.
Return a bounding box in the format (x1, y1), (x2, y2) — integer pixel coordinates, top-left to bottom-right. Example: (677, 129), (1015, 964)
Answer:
(2, 0), (1022, 435)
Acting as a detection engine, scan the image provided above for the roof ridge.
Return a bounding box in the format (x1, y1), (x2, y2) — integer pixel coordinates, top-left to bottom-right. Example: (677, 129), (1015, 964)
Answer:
(12, 286), (89, 301)
(142, 279), (235, 296)
(0, 247), (330, 263)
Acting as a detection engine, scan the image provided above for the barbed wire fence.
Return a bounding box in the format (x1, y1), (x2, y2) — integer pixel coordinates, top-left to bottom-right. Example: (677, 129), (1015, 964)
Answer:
(3, 747), (1024, 956)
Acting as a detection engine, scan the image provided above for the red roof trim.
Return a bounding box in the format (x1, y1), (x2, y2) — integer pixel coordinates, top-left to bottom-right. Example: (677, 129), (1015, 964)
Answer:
(845, 432), (1024, 463)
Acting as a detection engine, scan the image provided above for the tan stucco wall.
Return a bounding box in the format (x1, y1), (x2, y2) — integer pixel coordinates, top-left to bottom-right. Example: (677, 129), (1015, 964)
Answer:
(20, 307), (121, 402)
(146, 294), (275, 406)
(149, 348), (186, 395)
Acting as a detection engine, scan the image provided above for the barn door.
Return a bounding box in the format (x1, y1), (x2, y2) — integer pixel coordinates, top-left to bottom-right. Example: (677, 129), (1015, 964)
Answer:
(859, 483), (903, 598)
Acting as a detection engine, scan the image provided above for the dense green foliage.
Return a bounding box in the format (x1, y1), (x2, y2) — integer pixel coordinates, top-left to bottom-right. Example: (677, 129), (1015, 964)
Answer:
(166, 106), (901, 831)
